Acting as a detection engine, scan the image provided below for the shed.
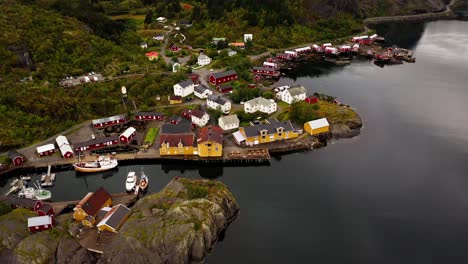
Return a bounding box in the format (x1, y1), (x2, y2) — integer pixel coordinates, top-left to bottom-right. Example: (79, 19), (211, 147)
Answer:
(305, 96), (319, 104)
(8, 150), (25, 166)
(209, 70), (238, 85)
(119, 127), (136, 144)
(37, 203), (55, 216)
(36, 144), (56, 157)
(304, 118), (330, 135)
(135, 112), (164, 121)
(56, 135), (74, 158)
(97, 204), (131, 233)
(28, 215), (54, 232)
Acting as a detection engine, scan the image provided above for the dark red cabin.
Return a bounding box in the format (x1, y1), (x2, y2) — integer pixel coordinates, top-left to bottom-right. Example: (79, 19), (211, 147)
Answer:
(209, 70), (238, 85)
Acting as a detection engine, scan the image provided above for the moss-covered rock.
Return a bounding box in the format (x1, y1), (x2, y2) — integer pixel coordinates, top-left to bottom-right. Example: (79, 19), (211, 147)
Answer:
(99, 177), (240, 264)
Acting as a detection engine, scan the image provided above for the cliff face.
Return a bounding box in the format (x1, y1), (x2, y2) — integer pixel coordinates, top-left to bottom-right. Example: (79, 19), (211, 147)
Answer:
(99, 178), (239, 264)
(0, 178), (239, 264)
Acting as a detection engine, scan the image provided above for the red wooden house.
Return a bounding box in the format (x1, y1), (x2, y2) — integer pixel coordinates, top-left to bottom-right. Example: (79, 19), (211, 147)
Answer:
(182, 109), (192, 119)
(339, 45), (351, 53)
(37, 203), (55, 217)
(263, 61), (278, 69)
(276, 53), (289, 60)
(92, 115), (127, 129)
(170, 115), (183, 124)
(28, 215), (54, 232)
(74, 135), (120, 153)
(251, 67), (280, 77)
(217, 84), (233, 93)
(36, 144), (55, 157)
(305, 96), (319, 104)
(1, 196), (43, 211)
(209, 70), (238, 85)
(294, 46), (312, 54)
(119, 127), (136, 144)
(358, 37), (372, 45)
(8, 150), (25, 166)
(135, 112), (164, 121)
(170, 44), (181, 52)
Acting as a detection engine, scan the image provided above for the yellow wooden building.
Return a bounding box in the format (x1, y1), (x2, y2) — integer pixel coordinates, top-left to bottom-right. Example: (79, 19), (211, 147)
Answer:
(73, 187), (112, 227)
(97, 204), (131, 233)
(197, 126), (223, 157)
(304, 118), (330, 135)
(237, 119), (299, 146)
(169, 95), (182, 105)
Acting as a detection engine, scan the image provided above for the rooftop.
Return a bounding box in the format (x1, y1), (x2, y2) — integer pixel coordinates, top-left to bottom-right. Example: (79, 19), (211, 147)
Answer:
(212, 70), (237, 79)
(161, 123), (192, 134)
(245, 97), (275, 107)
(242, 119), (296, 138)
(92, 115), (126, 126)
(97, 204), (131, 231)
(176, 79), (194, 89)
(80, 187), (112, 217)
(198, 125), (223, 144)
(287, 85), (307, 97)
(159, 133), (196, 146)
(208, 95), (229, 105)
(191, 109), (207, 119)
(219, 114), (239, 125)
(73, 135), (119, 149)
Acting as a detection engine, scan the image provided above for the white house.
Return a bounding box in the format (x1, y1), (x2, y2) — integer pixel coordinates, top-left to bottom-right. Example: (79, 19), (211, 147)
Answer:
(197, 54), (211, 66)
(218, 114), (239, 131)
(207, 95), (231, 114)
(194, 85), (213, 99)
(278, 85), (307, 104)
(140, 42), (148, 49)
(244, 97), (277, 114)
(191, 109), (209, 127)
(173, 79), (195, 97)
(244, 34), (253, 42)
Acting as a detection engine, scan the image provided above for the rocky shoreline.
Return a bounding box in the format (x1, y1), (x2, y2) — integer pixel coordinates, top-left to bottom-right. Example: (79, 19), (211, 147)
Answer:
(0, 178), (239, 264)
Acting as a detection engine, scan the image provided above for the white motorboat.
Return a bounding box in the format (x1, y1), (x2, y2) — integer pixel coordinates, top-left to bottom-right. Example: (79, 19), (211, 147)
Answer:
(139, 170), (149, 192)
(73, 156), (118, 173)
(125, 171), (137, 192)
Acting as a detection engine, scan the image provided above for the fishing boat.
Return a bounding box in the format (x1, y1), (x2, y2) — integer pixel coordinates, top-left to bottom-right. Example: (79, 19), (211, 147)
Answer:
(73, 156), (118, 173)
(18, 182), (52, 201)
(125, 171), (137, 192)
(139, 170), (149, 192)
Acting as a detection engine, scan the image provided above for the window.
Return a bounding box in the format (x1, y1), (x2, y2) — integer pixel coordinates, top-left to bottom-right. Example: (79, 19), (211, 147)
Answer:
(44, 225), (49, 228)
(35, 226), (39, 230)
(207, 143), (212, 147)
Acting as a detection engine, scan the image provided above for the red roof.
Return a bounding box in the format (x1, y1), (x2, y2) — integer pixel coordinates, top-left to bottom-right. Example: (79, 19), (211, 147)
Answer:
(81, 187), (111, 217)
(191, 109), (206, 119)
(160, 134), (195, 147)
(198, 126), (223, 144)
(145, 51), (159, 57)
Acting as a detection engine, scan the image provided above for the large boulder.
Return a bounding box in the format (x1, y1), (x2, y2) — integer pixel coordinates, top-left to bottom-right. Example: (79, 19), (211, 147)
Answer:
(99, 178), (240, 264)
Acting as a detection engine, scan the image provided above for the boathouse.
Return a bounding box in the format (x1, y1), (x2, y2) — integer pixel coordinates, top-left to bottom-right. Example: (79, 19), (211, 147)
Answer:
(0, 196), (42, 211)
(36, 143), (56, 157)
(73, 187), (112, 227)
(92, 115), (127, 129)
(119, 127), (136, 144)
(8, 150), (25, 166)
(276, 53), (289, 60)
(135, 112), (164, 121)
(285, 50), (297, 57)
(263, 61), (278, 69)
(36, 203), (55, 217)
(339, 45), (351, 53)
(252, 67), (280, 77)
(304, 118), (330, 135)
(56, 135), (74, 159)
(209, 70), (238, 85)
(28, 215), (54, 232)
(73, 135), (119, 153)
(197, 125), (223, 157)
(97, 204), (131, 233)
(294, 46), (312, 54)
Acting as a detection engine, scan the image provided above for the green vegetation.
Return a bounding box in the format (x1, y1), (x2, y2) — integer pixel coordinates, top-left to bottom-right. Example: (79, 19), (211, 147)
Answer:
(144, 127), (159, 145)
(290, 100), (358, 125)
(0, 203), (12, 217)
(235, 110), (269, 125)
(186, 184), (209, 200)
(230, 87), (261, 104)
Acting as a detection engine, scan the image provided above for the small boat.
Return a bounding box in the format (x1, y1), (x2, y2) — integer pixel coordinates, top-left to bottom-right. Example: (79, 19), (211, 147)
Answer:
(139, 170), (149, 192)
(20, 175), (31, 181)
(10, 178), (19, 187)
(126, 171), (137, 192)
(73, 156), (118, 173)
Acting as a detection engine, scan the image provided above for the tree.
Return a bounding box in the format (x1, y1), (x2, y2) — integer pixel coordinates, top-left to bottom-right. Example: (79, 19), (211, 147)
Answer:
(144, 10), (153, 24)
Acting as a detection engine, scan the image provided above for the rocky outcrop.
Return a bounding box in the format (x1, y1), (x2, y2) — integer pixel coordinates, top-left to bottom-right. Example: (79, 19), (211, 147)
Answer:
(99, 178), (239, 264)
(331, 117), (363, 139)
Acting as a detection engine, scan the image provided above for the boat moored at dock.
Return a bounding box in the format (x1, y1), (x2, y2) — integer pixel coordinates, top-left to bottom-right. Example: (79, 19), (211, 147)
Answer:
(126, 171), (138, 192)
(139, 170), (149, 192)
(73, 156), (118, 173)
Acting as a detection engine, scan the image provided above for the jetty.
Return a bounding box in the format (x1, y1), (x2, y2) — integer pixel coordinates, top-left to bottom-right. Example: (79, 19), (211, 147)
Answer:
(41, 164), (55, 187)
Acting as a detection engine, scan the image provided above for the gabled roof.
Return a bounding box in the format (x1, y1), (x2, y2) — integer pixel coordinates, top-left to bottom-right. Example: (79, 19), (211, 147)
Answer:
(219, 114), (239, 125)
(208, 95), (229, 106)
(176, 79), (194, 89)
(211, 70), (237, 79)
(191, 109), (207, 119)
(92, 115), (126, 126)
(287, 85), (307, 97)
(120, 127), (136, 138)
(242, 119), (295, 138)
(162, 123), (192, 134)
(159, 133), (196, 146)
(73, 135), (119, 149)
(28, 215), (52, 227)
(80, 187), (112, 217)
(37, 203), (53, 213)
(170, 95), (182, 100)
(1, 195), (39, 208)
(97, 204), (131, 231)
(306, 118), (330, 129)
(135, 111), (164, 117)
(37, 144), (55, 153)
(55, 135), (70, 148)
(8, 150), (23, 160)
(198, 54), (210, 60)
(245, 97), (275, 107)
(198, 126), (223, 145)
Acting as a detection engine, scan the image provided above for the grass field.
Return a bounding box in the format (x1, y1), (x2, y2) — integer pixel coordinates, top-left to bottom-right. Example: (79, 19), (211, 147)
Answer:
(316, 101), (358, 123)
(144, 127), (159, 145)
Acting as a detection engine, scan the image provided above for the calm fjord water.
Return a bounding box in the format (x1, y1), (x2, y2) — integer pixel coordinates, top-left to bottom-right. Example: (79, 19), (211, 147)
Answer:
(3, 20), (468, 263)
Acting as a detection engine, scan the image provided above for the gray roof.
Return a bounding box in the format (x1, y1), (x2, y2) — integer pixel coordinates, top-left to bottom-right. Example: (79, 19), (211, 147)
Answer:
(219, 114), (239, 125)
(100, 204), (131, 231)
(212, 70), (237, 79)
(287, 85), (307, 96)
(73, 135), (119, 149)
(246, 97), (275, 107)
(135, 111), (164, 117)
(176, 79), (194, 89)
(208, 95), (228, 105)
(162, 123), (192, 134)
(198, 54), (209, 60)
(8, 150), (23, 160)
(242, 119), (295, 138)
(92, 115), (126, 125)
(194, 85), (209, 94)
